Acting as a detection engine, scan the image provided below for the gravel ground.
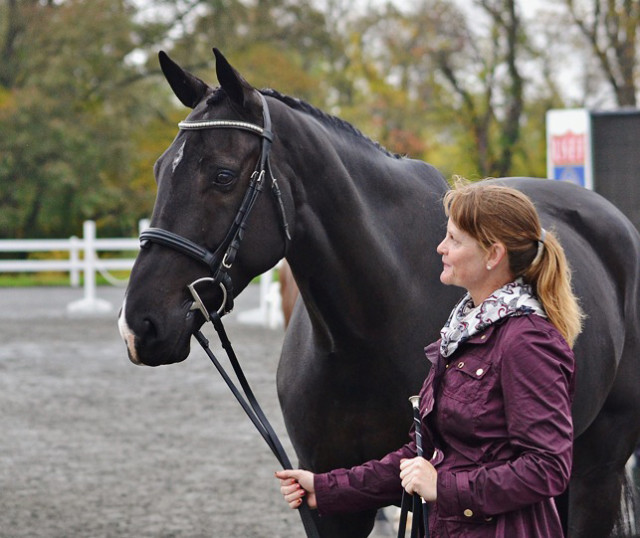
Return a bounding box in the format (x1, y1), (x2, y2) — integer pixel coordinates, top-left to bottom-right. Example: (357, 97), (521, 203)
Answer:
(0, 285), (397, 538)
(3, 285), (639, 537)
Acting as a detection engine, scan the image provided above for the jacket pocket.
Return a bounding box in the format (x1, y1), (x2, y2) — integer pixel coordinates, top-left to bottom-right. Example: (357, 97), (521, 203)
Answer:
(440, 514), (497, 538)
(441, 353), (492, 404)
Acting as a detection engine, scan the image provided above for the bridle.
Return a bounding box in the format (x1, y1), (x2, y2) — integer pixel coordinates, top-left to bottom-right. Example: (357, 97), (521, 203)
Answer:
(137, 93), (319, 538)
(139, 92), (291, 319)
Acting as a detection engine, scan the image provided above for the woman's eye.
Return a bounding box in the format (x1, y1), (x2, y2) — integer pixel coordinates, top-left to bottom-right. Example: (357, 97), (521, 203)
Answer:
(214, 170), (236, 185)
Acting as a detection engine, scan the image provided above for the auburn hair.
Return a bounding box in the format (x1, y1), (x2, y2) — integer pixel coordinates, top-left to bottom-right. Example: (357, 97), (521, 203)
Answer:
(443, 179), (584, 347)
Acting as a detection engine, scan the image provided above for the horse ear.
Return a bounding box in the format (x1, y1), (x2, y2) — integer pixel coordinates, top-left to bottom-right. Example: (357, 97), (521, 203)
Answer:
(158, 50), (209, 109)
(213, 48), (256, 108)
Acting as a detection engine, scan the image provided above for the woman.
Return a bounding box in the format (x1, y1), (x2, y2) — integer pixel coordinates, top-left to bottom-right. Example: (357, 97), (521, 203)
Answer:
(276, 180), (583, 537)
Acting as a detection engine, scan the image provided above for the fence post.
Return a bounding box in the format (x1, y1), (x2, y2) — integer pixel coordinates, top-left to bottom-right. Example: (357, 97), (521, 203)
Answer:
(236, 264), (284, 328)
(67, 220), (113, 314)
(259, 268), (273, 323)
(69, 235), (80, 287)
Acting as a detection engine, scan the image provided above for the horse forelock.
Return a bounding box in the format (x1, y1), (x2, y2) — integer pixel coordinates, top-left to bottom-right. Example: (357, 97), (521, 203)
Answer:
(204, 86), (400, 159)
(205, 87), (227, 107)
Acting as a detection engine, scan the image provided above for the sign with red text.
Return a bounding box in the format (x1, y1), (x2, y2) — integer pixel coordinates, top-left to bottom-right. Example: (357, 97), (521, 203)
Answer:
(546, 109), (593, 190)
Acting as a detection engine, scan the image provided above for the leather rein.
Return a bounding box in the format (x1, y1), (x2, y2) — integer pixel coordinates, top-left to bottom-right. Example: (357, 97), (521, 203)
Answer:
(138, 94), (319, 538)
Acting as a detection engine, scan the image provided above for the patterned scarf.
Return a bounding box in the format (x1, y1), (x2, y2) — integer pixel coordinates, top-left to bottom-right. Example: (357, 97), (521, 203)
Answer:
(440, 279), (547, 358)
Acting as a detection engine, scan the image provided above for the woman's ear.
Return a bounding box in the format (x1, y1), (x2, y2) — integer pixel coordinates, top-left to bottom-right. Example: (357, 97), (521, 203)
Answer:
(487, 242), (508, 270)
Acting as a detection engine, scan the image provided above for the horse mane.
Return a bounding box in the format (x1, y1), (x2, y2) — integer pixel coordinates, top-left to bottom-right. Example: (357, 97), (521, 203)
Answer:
(206, 87), (400, 159)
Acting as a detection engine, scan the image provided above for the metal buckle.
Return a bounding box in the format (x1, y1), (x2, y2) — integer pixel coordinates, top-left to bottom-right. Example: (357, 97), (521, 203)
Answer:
(187, 277), (228, 321)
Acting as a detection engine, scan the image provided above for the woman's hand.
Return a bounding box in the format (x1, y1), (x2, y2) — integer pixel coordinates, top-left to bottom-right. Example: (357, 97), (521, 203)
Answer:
(275, 469), (317, 509)
(399, 457), (438, 501)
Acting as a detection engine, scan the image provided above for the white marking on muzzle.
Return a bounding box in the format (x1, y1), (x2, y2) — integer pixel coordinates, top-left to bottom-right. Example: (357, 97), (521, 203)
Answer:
(118, 297), (142, 365)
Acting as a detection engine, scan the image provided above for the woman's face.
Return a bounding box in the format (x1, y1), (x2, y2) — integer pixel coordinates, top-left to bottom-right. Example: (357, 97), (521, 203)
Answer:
(437, 218), (489, 298)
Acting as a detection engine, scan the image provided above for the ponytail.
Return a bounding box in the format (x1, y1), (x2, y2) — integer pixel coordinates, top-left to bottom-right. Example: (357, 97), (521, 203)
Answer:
(522, 230), (584, 347)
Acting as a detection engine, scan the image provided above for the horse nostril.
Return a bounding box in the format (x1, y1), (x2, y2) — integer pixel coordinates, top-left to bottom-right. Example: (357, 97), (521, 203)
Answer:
(142, 317), (158, 339)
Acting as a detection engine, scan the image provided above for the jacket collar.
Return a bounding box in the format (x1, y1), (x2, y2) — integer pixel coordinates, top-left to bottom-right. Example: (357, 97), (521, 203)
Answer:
(425, 325), (496, 365)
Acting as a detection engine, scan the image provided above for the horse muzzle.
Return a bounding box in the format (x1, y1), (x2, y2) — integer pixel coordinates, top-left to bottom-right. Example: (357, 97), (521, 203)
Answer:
(117, 297), (193, 366)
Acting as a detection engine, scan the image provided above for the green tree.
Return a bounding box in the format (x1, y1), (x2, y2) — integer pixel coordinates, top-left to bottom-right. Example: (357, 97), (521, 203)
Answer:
(157, 0), (337, 101)
(0, 0), (170, 238)
(4, 0), (604, 244)
(564, 0), (639, 107)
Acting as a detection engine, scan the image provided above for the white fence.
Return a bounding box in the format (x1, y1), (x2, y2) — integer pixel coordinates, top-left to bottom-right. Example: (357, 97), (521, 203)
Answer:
(0, 220), (147, 314)
(0, 219), (282, 326)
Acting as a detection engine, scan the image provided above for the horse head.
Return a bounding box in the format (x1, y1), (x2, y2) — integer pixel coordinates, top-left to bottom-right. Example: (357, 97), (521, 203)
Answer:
(118, 49), (291, 366)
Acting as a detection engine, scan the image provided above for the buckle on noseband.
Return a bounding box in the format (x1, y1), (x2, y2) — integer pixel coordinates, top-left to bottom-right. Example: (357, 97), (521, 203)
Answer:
(188, 278), (228, 322)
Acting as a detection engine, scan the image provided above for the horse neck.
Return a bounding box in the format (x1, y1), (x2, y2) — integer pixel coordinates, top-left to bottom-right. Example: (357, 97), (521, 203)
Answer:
(280, 115), (449, 349)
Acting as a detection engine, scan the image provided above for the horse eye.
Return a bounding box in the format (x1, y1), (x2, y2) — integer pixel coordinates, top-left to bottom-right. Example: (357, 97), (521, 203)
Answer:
(214, 170), (236, 186)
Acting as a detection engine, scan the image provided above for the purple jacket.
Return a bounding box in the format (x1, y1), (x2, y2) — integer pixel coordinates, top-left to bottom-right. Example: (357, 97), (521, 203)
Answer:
(314, 314), (575, 537)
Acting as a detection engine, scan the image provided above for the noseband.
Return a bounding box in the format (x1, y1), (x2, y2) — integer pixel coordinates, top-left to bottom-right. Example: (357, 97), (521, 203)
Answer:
(139, 93), (290, 318)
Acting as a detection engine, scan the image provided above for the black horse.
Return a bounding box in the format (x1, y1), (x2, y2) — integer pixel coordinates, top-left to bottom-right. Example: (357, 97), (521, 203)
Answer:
(118, 49), (640, 537)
